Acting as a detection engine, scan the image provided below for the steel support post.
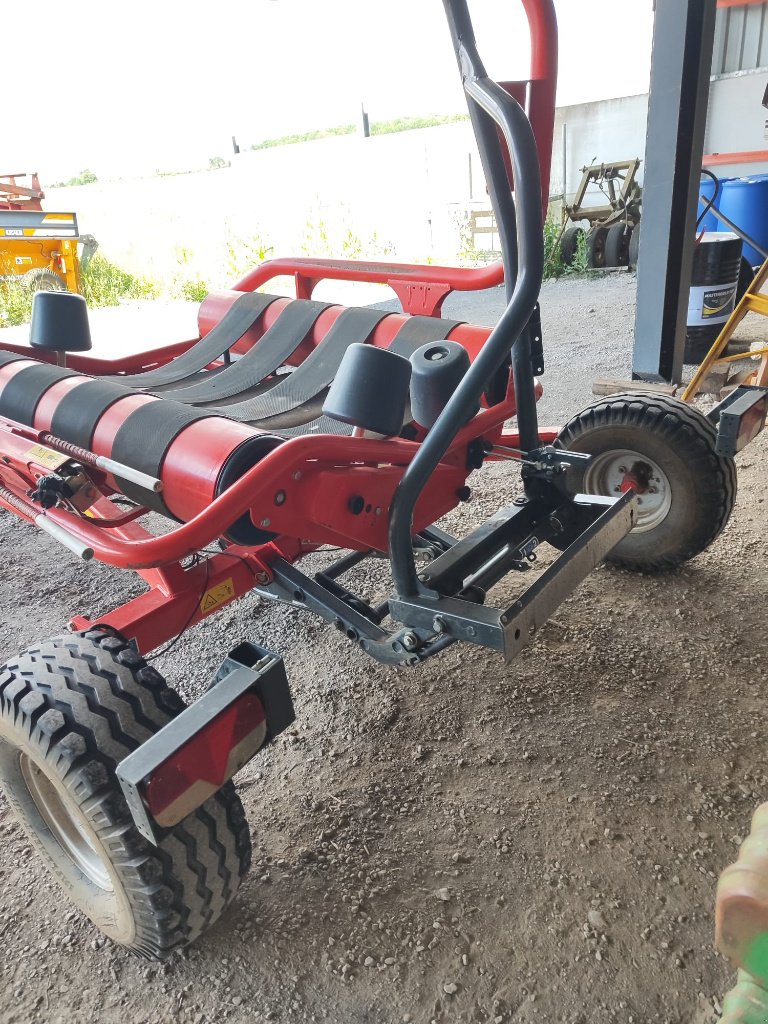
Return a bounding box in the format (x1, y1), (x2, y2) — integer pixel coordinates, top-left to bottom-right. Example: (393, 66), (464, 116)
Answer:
(632, 0), (717, 383)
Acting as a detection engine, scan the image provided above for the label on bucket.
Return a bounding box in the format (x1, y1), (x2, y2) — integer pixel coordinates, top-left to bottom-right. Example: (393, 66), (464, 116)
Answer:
(688, 283), (737, 326)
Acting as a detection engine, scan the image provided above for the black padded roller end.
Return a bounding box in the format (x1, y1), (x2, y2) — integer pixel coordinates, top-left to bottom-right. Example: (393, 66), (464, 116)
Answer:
(30, 291), (92, 353)
(322, 343), (412, 437)
(409, 340), (476, 430)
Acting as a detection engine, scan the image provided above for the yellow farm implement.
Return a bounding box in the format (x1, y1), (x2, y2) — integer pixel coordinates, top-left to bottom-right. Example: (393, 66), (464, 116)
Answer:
(0, 172), (94, 294)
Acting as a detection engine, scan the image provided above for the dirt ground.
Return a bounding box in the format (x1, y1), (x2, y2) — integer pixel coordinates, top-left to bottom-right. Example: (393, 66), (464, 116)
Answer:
(0, 273), (766, 1024)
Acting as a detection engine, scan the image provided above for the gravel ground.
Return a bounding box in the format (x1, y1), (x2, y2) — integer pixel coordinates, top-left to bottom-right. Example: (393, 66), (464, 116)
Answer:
(0, 272), (766, 1024)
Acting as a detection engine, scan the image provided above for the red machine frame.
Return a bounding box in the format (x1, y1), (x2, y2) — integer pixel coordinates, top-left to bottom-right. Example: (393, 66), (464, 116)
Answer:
(0, 0), (560, 658)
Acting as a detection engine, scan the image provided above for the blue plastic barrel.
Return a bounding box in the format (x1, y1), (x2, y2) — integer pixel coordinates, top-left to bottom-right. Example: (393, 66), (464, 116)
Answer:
(697, 175), (722, 232)
(717, 174), (768, 267)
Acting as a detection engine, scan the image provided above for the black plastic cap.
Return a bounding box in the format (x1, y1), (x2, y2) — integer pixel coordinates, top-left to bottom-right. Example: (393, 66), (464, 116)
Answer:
(323, 343), (412, 436)
(30, 290), (92, 353)
(410, 340), (476, 429)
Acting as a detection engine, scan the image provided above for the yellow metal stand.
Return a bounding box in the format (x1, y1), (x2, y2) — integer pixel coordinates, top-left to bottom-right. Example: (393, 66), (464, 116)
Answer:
(683, 258), (768, 403)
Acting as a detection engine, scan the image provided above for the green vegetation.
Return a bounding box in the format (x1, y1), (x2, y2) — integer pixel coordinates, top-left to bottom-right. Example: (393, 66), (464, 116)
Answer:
(208, 156), (228, 170)
(51, 169), (98, 187)
(543, 217), (589, 279)
(251, 113), (469, 150)
(542, 216), (564, 278)
(0, 253), (158, 328)
(225, 232), (274, 283)
(81, 253), (158, 305)
(567, 228), (590, 274)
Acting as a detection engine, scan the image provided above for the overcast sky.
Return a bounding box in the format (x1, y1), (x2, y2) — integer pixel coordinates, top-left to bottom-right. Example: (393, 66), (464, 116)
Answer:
(6, 0), (654, 182)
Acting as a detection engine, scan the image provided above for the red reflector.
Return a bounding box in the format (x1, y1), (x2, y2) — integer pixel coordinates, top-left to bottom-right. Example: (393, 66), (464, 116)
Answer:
(146, 692), (266, 827)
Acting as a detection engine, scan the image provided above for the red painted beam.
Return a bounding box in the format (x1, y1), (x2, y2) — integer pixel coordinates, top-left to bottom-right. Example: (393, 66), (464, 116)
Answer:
(703, 149), (768, 166)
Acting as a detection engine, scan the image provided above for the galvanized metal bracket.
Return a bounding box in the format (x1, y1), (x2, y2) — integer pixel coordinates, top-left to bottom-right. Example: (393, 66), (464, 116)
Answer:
(389, 492), (636, 662)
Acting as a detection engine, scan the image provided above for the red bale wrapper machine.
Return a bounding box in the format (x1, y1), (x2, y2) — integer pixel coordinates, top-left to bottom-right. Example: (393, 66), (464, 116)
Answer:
(0, 0), (763, 958)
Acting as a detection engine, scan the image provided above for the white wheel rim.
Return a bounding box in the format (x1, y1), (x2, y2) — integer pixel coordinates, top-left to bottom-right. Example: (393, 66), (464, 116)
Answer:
(582, 448), (672, 533)
(20, 753), (114, 890)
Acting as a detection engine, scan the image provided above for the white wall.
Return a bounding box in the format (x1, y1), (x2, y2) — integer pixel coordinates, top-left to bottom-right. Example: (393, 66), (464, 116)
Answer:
(550, 95), (649, 204)
(705, 70), (768, 177)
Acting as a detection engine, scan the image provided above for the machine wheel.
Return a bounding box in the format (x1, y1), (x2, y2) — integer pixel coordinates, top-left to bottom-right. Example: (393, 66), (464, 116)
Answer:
(628, 224), (641, 270)
(556, 391), (737, 571)
(586, 227), (609, 269)
(21, 268), (67, 293)
(560, 226), (585, 267)
(604, 224), (632, 267)
(0, 628), (251, 959)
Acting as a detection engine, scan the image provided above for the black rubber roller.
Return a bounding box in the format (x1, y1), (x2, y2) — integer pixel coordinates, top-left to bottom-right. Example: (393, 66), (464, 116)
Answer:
(30, 291), (92, 353)
(322, 343), (412, 436)
(409, 340), (476, 429)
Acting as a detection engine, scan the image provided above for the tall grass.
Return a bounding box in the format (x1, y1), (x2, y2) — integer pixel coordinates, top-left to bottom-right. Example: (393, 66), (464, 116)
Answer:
(0, 254), (158, 328)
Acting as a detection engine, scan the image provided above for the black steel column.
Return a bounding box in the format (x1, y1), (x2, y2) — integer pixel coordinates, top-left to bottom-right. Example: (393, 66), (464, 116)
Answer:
(632, 0), (717, 383)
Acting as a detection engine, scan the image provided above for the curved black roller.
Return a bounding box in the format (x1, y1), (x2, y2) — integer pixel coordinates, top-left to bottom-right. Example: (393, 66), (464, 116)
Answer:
(387, 315), (463, 356)
(203, 306), (392, 423)
(409, 340), (476, 429)
(157, 300), (332, 404)
(106, 291), (280, 389)
(0, 362), (76, 426)
(323, 344), (412, 436)
(0, 350), (30, 369)
(50, 379), (138, 449)
(110, 401), (217, 515)
(30, 291), (92, 353)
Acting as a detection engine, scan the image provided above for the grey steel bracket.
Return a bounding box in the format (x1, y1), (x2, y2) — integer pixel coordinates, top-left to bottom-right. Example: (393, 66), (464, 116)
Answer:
(389, 492), (636, 663)
(117, 644), (290, 844)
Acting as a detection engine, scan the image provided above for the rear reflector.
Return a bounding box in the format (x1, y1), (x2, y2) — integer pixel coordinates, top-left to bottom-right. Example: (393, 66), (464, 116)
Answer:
(146, 693), (267, 827)
(715, 386), (768, 457)
(117, 643), (293, 843)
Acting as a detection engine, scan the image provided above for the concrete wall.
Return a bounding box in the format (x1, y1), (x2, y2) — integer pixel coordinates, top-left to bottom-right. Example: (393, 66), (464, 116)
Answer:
(550, 95), (649, 205)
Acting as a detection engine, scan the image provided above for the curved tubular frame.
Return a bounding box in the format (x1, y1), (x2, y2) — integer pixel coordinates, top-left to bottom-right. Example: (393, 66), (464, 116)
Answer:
(388, 0), (548, 599)
(232, 1), (557, 313)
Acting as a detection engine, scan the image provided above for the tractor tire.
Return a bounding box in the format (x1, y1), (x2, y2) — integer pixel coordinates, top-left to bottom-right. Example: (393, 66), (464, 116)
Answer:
(21, 268), (67, 293)
(560, 226), (585, 267)
(604, 223), (632, 268)
(0, 628), (251, 959)
(628, 224), (641, 270)
(586, 226), (609, 269)
(555, 391), (737, 572)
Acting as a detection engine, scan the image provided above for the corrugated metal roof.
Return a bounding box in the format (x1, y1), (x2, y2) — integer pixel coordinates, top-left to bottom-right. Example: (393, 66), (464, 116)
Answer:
(713, 1), (768, 74)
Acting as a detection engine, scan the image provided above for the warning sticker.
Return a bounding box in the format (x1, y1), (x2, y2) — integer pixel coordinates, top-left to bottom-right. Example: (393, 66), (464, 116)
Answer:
(688, 283), (737, 326)
(25, 444), (68, 469)
(199, 577), (235, 614)
(14, 256), (33, 265)
(702, 285), (737, 318)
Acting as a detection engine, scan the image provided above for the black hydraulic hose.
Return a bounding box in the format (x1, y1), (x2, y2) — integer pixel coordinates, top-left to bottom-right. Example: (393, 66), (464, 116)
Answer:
(388, 83), (544, 596)
(697, 166), (768, 259)
(697, 168), (720, 230)
(707, 202), (768, 261)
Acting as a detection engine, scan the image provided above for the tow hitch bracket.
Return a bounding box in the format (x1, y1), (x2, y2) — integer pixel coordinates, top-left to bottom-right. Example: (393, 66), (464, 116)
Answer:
(389, 491), (636, 662)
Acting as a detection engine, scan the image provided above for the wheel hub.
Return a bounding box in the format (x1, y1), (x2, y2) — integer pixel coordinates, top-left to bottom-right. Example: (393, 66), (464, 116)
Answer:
(20, 753), (114, 891)
(583, 448), (671, 533)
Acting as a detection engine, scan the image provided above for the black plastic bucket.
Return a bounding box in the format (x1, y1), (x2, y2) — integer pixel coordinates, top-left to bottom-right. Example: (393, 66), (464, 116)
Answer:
(685, 231), (742, 362)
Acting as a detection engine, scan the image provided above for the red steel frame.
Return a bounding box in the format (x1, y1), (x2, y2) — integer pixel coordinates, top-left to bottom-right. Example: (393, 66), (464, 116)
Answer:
(0, 0), (559, 656)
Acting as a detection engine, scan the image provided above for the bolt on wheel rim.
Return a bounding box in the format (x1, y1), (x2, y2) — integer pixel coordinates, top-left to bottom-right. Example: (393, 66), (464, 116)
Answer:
(20, 753), (114, 890)
(583, 448), (671, 534)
